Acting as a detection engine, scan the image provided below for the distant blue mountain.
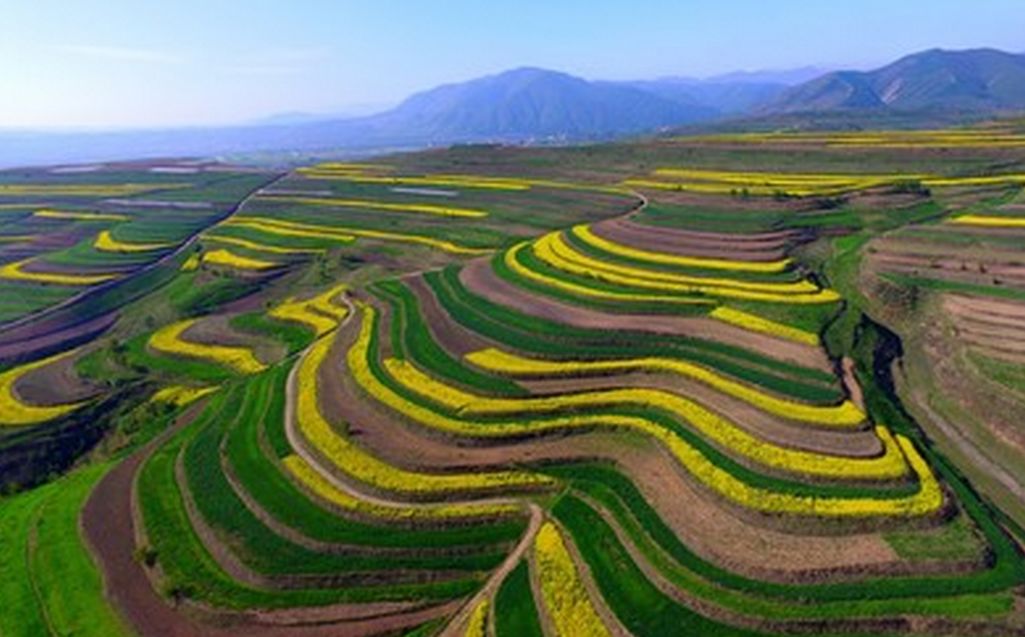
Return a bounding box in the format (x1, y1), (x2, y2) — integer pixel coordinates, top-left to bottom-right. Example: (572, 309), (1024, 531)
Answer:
(768, 48), (1025, 113)
(3, 49), (1025, 167)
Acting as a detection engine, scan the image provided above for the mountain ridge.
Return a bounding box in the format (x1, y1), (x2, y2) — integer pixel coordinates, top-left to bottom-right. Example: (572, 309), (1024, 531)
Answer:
(3, 48), (1025, 167)
(768, 48), (1025, 113)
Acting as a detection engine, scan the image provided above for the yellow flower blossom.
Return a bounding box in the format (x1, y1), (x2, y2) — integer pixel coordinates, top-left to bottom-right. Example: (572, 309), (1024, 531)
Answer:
(533, 522), (612, 637)
(269, 284), (349, 336)
(150, 384), (216, 407)
(504, 242), (713, 307)
(0, 350), (85, 426)
(948, 214), (1025, 228)
(0, 258), (117, 285)
(709, 306), (820, 345)
(34, 209), (129, 222)
(464, 347), (857, 425)
(148, 319), (267, 374)
(533, 232), (840, 304)
(203, 233), (325, 255)
(93, 230), (172, 253)
(463, 598), (490, 637)
(201, 248), (278, 270)
(261, 195), (488, 218)
(282, 454), (518, 520)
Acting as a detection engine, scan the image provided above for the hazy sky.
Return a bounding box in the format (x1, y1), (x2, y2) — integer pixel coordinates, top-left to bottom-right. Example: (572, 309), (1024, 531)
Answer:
(1, 0), (1022, 129)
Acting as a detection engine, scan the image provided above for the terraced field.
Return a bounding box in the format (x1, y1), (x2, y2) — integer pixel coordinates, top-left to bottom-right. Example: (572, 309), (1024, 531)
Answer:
(4, 128), (1025, 636)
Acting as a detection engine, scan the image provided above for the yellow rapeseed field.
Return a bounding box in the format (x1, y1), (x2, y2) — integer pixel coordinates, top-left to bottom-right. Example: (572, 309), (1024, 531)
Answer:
(504, 242), (714, 308)
(464, 347), (859, 425)
(339, 225), (491, 255)
(180, 253), (200, 271)
(311, 174), (531, 191)
(225, 216), (492, 256)
(203, 233), (325, 255)
(34, 209), (129, 222)
(93, 230), (172, 253)
(0, 350), (86, 426)
(148, 319), (267, 374)
(463, 599), (490, 637)
(623, 166), (1025, 196)
(352, 337), (947, 516)
(533, 522), (612, 637)
(0, 258), (117, 285)
(709, 306), (820, 345)
(679, 130), (1025, 148)
(150, 385), (216, 407)
(552, 232), (818, 294)
(387, 356), (904, 481)
(533, 233), (840, 304)
(347, 311), (933, 506)
(201, 248), (278, 270)
(223, 217), (356, 243)
(269, 284), (349, 336)
(948, 214), (1025, 228)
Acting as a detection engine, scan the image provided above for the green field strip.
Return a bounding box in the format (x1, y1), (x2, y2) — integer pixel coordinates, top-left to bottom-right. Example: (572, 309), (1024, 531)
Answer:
(368, 279), (526, 396)
(142, 173), (275, 205)
(181, 375), (511, 577)
(42, 236), (162, 269)
(426, 267), (843, 402)
(231, 311), (315, 356)
(494, 560), (544, 637)
(163, 270), (264, 317)
(122, 331), (239, 383)
(0, 282), (79, 321)
(0, 464), (131, 637)
(138, 387), (482, 609)
(0, 481), (55, 636)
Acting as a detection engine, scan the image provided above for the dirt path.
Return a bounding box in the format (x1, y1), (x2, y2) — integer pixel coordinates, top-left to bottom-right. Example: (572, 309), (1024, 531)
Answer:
(436, 503), (543, 637)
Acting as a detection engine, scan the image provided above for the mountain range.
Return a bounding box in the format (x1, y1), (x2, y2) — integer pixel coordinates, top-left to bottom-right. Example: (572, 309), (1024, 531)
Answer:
(3, 47), (1025, 167)
(769, 48), (1025, 113)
